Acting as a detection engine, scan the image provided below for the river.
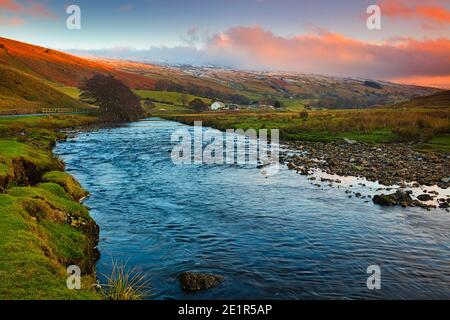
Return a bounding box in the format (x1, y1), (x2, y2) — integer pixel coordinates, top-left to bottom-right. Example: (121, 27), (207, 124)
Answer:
(54, 119), (450, 299)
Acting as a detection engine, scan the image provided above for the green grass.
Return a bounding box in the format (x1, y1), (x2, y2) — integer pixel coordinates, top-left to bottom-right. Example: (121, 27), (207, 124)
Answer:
(42, 171), (88, 201)
(0, 163), (8, 176)
(8, 183), (90, 220)
(0, 138), (28, 158)
(0, 114), (102, 300)
(0, 114), (98, 138)
(280, 129), (395, 143)
(55, 87), (81, 99)
(164, 108), (450, 150)
(0, 192), (100, 300)
(415, 134), (450, 153)
(0, 138), (57, 185)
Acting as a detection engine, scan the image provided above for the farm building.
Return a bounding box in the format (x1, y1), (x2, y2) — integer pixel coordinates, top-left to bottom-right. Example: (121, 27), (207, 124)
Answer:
(210, 101), (226, 111)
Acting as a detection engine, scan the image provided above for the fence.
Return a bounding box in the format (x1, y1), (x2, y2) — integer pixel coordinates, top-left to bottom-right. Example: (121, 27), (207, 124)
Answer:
(42, 108), (76, 114)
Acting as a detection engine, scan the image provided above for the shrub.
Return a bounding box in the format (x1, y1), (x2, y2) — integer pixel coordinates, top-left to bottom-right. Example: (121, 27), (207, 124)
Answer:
(189, 98), (208, 112)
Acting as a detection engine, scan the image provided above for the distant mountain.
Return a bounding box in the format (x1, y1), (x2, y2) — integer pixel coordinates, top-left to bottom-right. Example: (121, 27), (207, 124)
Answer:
(99, 59), (440, 110)
(0, 36), (442, 114)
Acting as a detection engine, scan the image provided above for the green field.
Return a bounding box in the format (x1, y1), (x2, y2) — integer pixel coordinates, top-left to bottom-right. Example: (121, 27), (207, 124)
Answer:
(135, 90), (211, 107)
(163, 105), (450, 152)
(55, 86), (81, 99)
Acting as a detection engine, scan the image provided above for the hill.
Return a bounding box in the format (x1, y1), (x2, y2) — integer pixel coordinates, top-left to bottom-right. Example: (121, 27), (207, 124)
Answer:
(395, 90), (450, 109)
(0, 65), (88, 115)
(0, 37), (155, 90)
(99, 59), (440, 110)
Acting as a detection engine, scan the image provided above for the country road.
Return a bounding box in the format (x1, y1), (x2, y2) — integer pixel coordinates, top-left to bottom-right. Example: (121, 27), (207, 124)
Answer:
(0, 112), (87, 119)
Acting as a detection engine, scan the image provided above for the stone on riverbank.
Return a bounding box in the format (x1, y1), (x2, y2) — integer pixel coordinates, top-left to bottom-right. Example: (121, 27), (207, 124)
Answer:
(285, 141), (450, 189)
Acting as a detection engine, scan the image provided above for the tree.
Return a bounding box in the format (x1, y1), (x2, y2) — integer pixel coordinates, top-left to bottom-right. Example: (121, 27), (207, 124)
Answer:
(189, 98), (208, 112)
(181, 94), (190, 107)
(143, 99), (156, 109)
(300, 110), (309, 121)
(273, 100), (283, 109)
(80, 74), (144, 121)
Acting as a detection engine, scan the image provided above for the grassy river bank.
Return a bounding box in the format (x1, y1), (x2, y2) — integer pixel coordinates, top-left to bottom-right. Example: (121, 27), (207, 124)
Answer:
(0, 114), (102, 299)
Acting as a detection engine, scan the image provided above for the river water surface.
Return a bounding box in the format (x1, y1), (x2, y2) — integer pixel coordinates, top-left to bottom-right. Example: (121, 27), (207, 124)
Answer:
(54, 119), (450, 299)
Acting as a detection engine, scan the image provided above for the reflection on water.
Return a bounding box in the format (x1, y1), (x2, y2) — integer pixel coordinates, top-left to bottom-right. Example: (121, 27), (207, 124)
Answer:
(54, 119), (450, 300)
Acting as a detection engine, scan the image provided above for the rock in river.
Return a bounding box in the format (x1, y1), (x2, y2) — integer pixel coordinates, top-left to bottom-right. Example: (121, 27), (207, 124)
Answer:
(373, 191), (413, 207)
(417, 194), (433, 201)
(373, 190), (436, 209)
(179, 272), (224, 292)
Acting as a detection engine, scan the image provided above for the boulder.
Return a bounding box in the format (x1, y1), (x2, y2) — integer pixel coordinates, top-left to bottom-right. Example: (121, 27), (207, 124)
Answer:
(179, 272), (224, 292)
(439, 202), (450, 209)
(373, 191), (413, 207)
(417, 194), (433, 201)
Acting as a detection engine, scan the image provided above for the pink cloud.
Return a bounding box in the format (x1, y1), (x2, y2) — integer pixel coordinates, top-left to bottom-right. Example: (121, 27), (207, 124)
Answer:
(0, 15), (24, 26)
(380, 0), (450, 27)
(0, 0), (55, 19)
(205, 26), (450, 82)
(0, 0), (22, 11)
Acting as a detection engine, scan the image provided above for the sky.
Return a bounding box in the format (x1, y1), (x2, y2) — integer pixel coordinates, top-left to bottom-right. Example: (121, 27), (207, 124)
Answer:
(0, 0), (450, 88)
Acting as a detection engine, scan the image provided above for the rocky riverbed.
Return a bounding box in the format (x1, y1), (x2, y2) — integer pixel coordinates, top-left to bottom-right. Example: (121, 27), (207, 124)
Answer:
(282, 140), (450, 211)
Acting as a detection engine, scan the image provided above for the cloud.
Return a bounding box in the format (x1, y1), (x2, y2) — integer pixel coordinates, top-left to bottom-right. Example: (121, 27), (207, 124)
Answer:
(0, 0), (21, 11)
(0, 0), (55, 19)
(0, 15), (24, 26)
(380, 0), (450, 27)
(66, 26), (450, 88)
(204, 26), (450, 80)
(390, 75), (450, 89)
(68, 46), (211, 66)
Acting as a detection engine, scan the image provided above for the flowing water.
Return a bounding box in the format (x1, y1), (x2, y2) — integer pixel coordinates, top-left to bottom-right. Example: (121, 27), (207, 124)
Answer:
(54, 119), (450, 299)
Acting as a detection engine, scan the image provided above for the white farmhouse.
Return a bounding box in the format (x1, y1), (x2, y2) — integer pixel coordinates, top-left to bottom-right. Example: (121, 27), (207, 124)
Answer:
(210, 101), (225, 111)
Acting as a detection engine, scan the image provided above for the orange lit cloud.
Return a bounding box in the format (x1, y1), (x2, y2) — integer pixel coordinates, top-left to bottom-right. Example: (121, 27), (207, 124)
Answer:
(205, 26), (450, 88)
(389, 75), (450, 89)
(380, 0), (450, 26)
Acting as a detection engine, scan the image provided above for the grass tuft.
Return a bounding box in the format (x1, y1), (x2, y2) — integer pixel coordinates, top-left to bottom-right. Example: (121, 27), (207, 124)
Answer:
(101, 261), (151, 300)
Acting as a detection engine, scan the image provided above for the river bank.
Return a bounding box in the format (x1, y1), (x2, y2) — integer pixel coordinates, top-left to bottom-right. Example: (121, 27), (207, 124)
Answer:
(0, 115), (102, 299)
(282, 140), (450, 210)
(160, 113), (450, 211)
